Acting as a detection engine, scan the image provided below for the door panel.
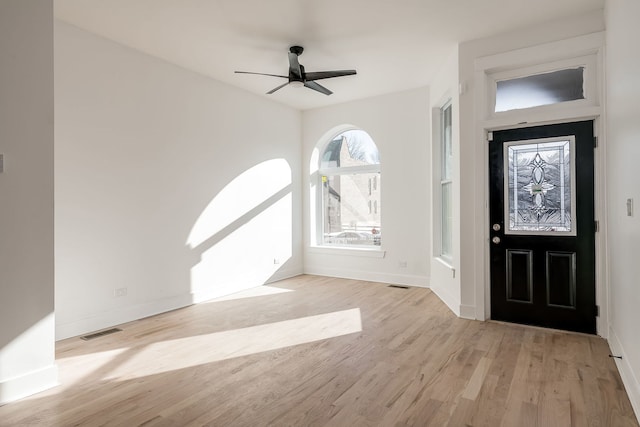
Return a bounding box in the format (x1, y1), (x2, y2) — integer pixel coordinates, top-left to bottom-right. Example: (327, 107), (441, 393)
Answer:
(546, 251), (576, 308)
(489, 121), (596, 334)
(506, 249), (533, 303)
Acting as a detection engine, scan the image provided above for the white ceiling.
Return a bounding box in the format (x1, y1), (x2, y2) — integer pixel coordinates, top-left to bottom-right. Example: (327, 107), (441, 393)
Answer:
(54, 0), (604, 110)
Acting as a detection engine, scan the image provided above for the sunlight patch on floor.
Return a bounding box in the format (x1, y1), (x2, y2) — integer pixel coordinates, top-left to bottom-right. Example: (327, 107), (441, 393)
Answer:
(56, 309), (362, 386)
(53, 347), (131, 390)
(104, 308), (362, 380)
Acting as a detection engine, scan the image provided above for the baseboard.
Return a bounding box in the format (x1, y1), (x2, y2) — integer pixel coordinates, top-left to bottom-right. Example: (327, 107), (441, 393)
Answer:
(55, 292), (194, 341)
(266, 266), (304, 284)
(429, 282), (461, 316)
(0, 364), (58, 406)
(459, 304), (477, 320)
(304, 266), (429, 288)
(191, 267), (304, 304)
(608, 326), (640, 423)
(56, 268), (305, 341)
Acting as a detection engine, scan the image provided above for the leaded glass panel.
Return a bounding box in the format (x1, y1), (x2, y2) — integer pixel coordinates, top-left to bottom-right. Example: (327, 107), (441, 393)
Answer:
(504, 137), (575, 235)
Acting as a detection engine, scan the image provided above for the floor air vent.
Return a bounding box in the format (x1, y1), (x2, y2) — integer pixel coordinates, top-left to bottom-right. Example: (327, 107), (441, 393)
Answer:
(388, 284), (410, 289)
(80, 328), (122, 341)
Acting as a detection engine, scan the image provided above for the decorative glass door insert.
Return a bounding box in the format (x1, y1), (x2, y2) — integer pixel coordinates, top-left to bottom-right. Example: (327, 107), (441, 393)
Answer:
(503, 136), (576, 235)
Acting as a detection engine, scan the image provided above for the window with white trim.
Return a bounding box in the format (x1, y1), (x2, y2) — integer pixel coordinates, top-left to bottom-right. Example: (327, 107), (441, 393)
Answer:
(319, 129), (381, 247)
(495, 67), (585, 112)
(488, 54), (598, 118)
(440, 102), (453, 260)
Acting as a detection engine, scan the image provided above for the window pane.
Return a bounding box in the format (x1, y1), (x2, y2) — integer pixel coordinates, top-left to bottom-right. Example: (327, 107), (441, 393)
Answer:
(495, 67), (585, 112)
(441, 104), (452, 180)
(322, 173), (381, 246)
(506, 139), (573, 234)
(320, 130), (380, 169)
(440, 103), (453, 259)
(441, 182), (452, 257)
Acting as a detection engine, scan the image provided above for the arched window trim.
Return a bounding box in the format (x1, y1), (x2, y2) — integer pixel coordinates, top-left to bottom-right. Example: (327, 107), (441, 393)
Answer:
(315, 127), (382, 249)
(317, 128), (380, 175)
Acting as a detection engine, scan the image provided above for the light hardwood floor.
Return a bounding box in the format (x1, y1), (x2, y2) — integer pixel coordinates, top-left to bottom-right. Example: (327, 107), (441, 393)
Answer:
(0, 275), (637, 426)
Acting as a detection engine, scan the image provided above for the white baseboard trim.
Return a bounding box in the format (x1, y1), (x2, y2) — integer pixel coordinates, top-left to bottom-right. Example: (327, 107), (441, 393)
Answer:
(191, 268), (303, 304)
(459, 304), (477, 320)
(304, 266), (429, 288)
(0, 364), (58, 406)
(56, 268), (305, 341)
(266, 266), (304, 284)
(429, 282), (461, 316)
(608, 326), (640, 423)
(192, 268), (302, 304)
(56, 292), (194, 340)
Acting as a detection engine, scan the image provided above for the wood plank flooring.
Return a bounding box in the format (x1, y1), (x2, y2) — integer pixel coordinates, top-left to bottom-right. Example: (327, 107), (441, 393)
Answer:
(0, 275), (637, 426)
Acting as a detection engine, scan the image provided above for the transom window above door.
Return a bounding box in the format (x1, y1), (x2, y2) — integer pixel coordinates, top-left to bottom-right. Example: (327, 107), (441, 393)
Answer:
(487, 54), (598, 117)
(495, 67), (585, 112)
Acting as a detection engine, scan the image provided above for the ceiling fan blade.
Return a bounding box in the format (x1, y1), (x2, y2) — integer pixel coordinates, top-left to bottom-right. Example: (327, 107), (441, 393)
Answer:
(305, 70), (357, 81)
(304, 81), (332, 96)
(235, 71), (288, 79)
(237, 47), (350, 96)
(266, 81), (290, 94)
(288, 52), (303, 79)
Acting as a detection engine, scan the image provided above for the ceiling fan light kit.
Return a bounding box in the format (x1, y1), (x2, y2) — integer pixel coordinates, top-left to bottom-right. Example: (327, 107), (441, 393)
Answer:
(235, 45), (356, 96)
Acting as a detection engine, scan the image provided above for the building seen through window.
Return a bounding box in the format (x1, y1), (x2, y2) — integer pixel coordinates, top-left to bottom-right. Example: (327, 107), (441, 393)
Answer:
(319, 130), (381, 247)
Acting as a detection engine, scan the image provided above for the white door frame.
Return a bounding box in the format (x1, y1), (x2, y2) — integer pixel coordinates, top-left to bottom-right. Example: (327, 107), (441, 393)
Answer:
(472, 32), (608, 336)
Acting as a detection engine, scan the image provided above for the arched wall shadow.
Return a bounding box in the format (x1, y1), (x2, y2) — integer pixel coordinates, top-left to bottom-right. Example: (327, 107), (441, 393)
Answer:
(186, 158), (294, 303)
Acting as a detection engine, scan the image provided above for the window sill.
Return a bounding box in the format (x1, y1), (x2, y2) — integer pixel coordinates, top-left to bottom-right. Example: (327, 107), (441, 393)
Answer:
(308, 246), (386, 258)
(435, 256), (454, 270)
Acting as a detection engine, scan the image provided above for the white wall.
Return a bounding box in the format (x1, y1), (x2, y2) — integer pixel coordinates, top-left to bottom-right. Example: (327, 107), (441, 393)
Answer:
(55, 22), (303, 340)
(605, 0), (640, 419)
(302, 89), (430, 287)
(0, 0), (58, 404)
(457, 10), (605, 319)
(429, 48), (462, 315)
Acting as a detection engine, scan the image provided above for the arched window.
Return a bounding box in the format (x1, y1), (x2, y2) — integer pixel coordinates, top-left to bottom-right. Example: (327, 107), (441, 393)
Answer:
(318, 129), (381, 247)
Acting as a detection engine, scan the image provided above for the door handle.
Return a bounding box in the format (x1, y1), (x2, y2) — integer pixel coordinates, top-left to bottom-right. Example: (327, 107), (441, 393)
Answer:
(492, 236), (501, 244)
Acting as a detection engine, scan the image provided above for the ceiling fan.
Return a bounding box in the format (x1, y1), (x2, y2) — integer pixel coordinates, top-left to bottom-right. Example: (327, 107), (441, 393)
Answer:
(235, 46), (356, 96)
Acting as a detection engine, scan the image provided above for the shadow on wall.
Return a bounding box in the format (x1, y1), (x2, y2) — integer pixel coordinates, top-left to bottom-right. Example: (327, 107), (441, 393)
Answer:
(186, 158), (293, 303)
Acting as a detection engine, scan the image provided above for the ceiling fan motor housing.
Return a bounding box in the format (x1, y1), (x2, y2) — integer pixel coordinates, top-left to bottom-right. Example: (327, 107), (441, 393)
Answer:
(289, 46), (304, 56)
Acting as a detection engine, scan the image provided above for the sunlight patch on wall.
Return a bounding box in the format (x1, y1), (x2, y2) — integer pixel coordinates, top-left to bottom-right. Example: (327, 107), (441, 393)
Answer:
(187, 159), (293, 302)
(187, 159), (291, 249)
(309, 148), (319, 174)
(190, 193), (292, 302)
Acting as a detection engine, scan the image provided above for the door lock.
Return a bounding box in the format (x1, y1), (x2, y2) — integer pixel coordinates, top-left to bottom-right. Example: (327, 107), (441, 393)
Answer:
(492, 236), (501, 244)
(492, 223), (501, 231)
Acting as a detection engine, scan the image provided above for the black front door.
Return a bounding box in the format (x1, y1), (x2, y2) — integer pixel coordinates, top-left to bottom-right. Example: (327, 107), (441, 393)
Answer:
(489, 121), (596, 334)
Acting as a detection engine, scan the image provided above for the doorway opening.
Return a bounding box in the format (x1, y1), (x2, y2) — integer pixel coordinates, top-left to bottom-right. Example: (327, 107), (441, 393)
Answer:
(488, 120), (596, 333)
